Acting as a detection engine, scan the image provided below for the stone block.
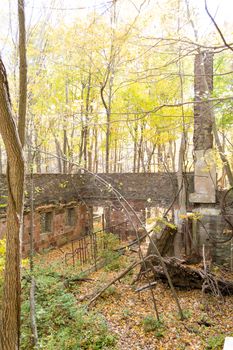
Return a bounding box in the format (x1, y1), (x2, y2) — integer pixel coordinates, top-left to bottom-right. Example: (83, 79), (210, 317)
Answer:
(223, 337), (233, 350)
(189, 149), (216, 204)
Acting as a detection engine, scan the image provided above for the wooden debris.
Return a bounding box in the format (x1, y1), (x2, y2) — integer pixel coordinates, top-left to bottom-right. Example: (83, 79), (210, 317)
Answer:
(135, 281), (157, 293)
(150, 257), (233, 295)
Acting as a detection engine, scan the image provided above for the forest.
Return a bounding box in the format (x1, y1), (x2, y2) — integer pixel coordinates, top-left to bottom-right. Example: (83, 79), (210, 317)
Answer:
(0, 0), (233, 349)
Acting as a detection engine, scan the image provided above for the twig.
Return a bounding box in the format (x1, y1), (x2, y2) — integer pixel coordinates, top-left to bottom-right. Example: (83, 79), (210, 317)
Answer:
(205, 0), (233, 52)
(135, 281), (157, 293)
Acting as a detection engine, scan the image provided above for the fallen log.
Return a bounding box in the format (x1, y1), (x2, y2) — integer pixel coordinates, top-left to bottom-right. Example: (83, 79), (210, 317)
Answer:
(151, 257), (233, 295)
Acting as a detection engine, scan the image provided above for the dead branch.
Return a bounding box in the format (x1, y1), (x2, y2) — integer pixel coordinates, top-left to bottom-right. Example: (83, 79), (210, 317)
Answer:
(135, 281), (157, 293)
(204, 0), (233, 53)
(87, 260), (139, 307)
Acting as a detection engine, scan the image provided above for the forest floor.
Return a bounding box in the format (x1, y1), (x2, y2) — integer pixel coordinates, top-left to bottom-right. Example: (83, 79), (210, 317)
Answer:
(35, 243), (233, 350)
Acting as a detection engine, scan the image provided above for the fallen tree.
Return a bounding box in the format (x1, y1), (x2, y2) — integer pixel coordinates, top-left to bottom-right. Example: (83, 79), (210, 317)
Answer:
(149, 257), (233, 296)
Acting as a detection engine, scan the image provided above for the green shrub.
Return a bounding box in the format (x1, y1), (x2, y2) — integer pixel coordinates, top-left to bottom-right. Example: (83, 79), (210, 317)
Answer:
(104, 253), (121, 271)
(206, 335), (225, 350)
(98, 232), (124, 272)
(121, 308), (133, 319)
(142, 315), (165, 336)
(179, 308), (192, 320)
(99, 232), (120, 251)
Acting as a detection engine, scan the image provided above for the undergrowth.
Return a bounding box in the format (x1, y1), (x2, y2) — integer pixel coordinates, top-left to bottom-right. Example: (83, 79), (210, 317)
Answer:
(142, 315), (165, 337)
(21, 263), (117, 350)
(205, 334), (225, 350)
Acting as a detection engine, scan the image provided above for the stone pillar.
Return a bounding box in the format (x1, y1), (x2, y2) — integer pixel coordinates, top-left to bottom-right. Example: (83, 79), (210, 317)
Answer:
(189, 52), (216, 204)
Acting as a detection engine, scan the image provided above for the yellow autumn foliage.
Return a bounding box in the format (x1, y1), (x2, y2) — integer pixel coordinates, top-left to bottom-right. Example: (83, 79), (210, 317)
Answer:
(0, 239), (6, 274)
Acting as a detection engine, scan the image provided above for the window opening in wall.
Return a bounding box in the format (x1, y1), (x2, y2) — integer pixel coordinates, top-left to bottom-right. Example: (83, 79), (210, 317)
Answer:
(40, 211), (53, 233)
(93, 206), (104, 231)
(66, 207), (76, 226)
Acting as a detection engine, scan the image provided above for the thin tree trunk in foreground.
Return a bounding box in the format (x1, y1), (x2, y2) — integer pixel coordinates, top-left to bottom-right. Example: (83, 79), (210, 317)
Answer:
(18, 0), (27, 148)
(29, 168), (38, 346)
(0, 59), (24, 350)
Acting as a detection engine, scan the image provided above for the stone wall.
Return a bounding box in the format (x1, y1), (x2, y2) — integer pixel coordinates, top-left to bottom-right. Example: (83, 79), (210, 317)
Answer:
(0, 202), (90, 256)
(23, 203), (90, 255)
(0, 172), (194, 210)
(103, 200), (146, 240)
(0, 172), (193, 254)
(0, 173), (232, 266)
(193, 207), (233, 266)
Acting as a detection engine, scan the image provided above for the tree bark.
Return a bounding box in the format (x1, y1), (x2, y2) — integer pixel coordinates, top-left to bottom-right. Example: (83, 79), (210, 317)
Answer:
(0, 59), (24, 350)
(174, 133), (186, 258)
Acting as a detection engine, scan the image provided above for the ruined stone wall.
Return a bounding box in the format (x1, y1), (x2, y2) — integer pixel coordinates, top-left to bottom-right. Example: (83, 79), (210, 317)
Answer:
(0, 172), (193, 254)
(0, 172), (194, 210)
(23, 203), (89, 255)
(0, 202), (89, 255)
(193, 208), (233, 266)
(104, 201), (146, 240)
(1, 173), (231, 265)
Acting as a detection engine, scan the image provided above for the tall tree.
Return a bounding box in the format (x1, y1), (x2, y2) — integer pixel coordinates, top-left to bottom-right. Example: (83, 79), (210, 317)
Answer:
(0, 59), (24, 350)
(18, 0), (27, 147)
(0, 1), (27, 348)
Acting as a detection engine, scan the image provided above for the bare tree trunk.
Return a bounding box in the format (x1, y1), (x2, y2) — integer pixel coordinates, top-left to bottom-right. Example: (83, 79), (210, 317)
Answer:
(162, 144), (170, 172)
(33, 127), (41, 173)
(78, 84), (85, 166)
(213, 122), (233, 186)
(101, 1), (116, 174)
(157, 144), (163, 172)
(63, 126), (67, 173)
(0, 59), (24, 350)
(0, 143), (3, 174)
(18, 0), (27, 147)
(174, 134), (186, 258)
(133, 124), (138, 173)
(140, 137), (146, 173)
(29, 167), (38, 347)
(93, 127), (98, 173)
(105, 110), (111, 173)
(118, 148), (122, 172)
(137, 124), (144, 173)
(174, 12), (187, 258)
(54, 137), (62, 173)
(68, 114), (75, 174)
(88, 130), (93, 172)
(147, 143), (156, 172)
(169, 140), (176, 172)
(84, 72), (92, 170)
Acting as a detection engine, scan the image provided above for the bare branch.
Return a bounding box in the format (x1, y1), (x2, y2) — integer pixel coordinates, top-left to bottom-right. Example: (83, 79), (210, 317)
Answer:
(205, 0), (233, 52)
